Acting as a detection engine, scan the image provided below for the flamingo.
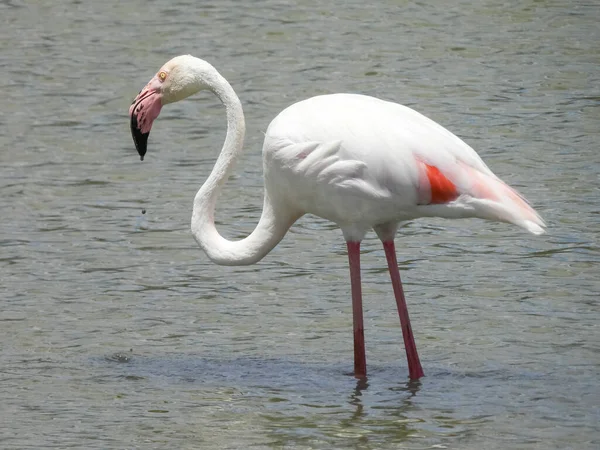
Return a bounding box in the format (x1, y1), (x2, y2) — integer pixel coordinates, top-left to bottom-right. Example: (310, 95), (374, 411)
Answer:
(129, 55), (545, 380)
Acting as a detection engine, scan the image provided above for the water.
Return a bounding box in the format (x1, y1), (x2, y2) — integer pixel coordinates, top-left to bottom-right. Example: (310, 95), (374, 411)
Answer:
(2, 0), (599, 448)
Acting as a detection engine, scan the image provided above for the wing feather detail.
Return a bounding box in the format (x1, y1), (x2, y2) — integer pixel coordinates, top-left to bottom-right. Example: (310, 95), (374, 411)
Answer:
(268, 138), (389, 199)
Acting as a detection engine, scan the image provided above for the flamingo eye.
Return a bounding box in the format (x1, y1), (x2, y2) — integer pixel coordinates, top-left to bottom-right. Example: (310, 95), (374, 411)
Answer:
(158, 71), (167, 81)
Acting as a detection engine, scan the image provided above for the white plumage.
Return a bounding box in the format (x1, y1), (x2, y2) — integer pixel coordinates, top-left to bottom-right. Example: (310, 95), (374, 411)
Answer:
(129, 55), (545, 379)
(264, 93), (544, 241)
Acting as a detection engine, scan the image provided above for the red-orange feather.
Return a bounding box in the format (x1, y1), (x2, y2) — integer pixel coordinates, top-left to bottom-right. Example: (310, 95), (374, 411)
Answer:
(424, 163), (459, 204)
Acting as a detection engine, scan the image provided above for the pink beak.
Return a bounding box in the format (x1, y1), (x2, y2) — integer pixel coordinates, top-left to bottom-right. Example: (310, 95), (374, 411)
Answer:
(129, 77), (163, 160)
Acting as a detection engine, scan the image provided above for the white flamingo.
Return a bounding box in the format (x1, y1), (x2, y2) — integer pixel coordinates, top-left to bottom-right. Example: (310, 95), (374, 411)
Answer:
(129, 55), (545, 380)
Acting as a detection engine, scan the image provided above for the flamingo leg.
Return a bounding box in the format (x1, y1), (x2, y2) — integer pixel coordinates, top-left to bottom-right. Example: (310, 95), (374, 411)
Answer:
(347, 241), (366, 378)
(382, 240), (424, 380)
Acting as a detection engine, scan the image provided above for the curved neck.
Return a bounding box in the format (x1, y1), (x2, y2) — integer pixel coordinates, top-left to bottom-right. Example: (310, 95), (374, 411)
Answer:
(190, 67), (295, 265)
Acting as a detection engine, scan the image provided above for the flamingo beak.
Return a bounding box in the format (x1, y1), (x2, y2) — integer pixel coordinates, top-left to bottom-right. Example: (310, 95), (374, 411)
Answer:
(129, 78), (163, 161)
(130, 105), (148, 160)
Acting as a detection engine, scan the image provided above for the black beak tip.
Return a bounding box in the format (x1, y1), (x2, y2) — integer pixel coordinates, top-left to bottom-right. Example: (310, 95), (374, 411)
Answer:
(130, 113), (149, 161)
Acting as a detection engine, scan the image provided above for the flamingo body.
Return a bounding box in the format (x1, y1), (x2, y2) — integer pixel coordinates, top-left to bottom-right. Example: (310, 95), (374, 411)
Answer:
(263, 93), (543, 241)
(129, 55), (545, 380)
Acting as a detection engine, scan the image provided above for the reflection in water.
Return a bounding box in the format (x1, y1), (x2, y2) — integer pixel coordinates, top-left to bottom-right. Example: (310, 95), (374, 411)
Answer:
(348, 377), (368, 421)
(342, 375), (426, 446)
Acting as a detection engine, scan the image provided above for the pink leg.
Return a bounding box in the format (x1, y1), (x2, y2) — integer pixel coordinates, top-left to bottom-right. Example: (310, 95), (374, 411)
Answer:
(382, 240), (424, 380)
(347, 241), (366, 378)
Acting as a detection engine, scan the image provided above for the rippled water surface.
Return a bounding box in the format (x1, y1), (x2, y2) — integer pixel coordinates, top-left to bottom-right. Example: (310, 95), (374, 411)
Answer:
(2, 0), (599, 448)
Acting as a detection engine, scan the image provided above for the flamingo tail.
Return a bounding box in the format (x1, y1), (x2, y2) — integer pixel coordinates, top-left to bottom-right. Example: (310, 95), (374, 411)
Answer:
(464, 167), (546, 235)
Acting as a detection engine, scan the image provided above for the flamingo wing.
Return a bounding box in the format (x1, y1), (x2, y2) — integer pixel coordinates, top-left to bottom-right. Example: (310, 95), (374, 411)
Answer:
(267, 138), (390, 200)
(265, 94), (545, 234)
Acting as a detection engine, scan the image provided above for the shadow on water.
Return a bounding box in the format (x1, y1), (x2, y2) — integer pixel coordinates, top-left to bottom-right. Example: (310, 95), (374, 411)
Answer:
(100, 352), (427, 392)
(97, 353), (430, 446)
(87, 353), (558, 446)
(100, 351), (545, 386)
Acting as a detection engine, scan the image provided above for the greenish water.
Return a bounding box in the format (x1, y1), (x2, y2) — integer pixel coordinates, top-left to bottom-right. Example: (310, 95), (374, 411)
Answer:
(1, 0), (599, 448)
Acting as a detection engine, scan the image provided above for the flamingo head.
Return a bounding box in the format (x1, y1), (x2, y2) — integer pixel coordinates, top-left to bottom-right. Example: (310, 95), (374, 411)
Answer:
(129, 55), (211, 160)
